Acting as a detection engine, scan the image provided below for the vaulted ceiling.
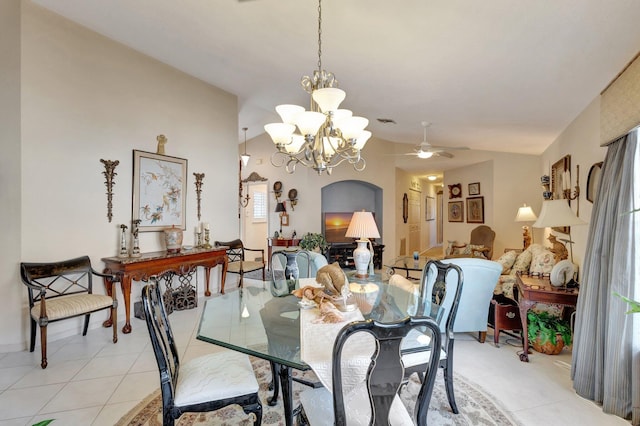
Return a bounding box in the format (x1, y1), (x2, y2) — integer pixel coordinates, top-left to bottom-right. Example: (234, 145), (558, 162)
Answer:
(33, 0), (640, 174)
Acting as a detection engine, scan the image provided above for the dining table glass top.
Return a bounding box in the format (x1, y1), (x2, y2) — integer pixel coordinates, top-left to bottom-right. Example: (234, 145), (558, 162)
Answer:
(384, 256), (431, 273)
(196, 277), (443, 371)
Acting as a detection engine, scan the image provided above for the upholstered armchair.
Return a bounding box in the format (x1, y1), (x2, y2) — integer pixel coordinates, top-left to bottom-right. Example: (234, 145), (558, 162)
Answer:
(445, 225), (496, 260)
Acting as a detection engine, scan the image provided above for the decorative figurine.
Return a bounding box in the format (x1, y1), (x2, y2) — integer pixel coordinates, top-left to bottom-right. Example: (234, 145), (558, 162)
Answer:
(118, 224), (128, 258)
(156, 134), (167, 155)
(131, 219), (141, 257)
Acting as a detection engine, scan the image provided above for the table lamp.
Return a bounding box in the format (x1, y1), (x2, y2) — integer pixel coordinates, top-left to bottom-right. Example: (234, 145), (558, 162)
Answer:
(514, 204), (537, 249)
(532, 199), (586, 262)
(345, 210), (380, 278)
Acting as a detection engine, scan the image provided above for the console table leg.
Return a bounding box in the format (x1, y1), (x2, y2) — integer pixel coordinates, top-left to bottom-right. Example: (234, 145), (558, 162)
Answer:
(121, 277), (132, 334)
(102, 270), (115, 328)
(204, 266), (212, 297)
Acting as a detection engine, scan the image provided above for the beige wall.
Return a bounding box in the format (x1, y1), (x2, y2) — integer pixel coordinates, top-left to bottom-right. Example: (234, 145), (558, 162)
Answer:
(540, 97), (605, 267)
(2, 2), (239, 351)
(0, 1), (23, 350)
(443, 153), (541, 258)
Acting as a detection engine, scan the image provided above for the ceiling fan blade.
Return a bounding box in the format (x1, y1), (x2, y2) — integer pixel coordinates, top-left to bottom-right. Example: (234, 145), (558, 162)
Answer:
(428, 145), (469, 151)
(434, 151), (454, 159)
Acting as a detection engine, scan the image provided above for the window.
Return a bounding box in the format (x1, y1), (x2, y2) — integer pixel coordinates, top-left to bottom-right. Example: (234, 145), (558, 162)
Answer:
(252, 191), (267, 223)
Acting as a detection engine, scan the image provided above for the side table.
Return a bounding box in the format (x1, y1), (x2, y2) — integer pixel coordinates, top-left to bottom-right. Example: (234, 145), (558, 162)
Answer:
(515, 272), (579, 362)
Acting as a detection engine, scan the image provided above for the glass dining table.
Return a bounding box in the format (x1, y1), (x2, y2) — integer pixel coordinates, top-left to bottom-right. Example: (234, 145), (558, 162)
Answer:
(196, 276), (442, 426)
(384, 256), (432, 279)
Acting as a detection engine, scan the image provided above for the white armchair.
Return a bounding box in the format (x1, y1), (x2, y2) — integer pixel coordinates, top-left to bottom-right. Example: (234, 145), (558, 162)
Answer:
(441, 257), (502, 343)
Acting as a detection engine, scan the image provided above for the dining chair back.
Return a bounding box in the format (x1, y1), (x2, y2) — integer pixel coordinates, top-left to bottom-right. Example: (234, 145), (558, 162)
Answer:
(402, 259), (464, 414)
(20, 256), (118, 369)
(215, 239), (265, 290)
(298, 316), (442, 426)
(142, 280), (262, 426)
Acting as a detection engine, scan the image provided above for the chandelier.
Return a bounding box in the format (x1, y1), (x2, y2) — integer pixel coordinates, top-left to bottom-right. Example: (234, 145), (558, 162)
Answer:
(264, 0), (371, 175)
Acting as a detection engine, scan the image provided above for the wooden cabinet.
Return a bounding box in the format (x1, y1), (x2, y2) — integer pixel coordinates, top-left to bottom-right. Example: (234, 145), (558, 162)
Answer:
(326, 243), (385, 270)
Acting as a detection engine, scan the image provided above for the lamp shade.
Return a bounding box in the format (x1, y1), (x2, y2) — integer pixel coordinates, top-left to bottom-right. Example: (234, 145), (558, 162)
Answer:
(532, 199), (586, 228)
(345, 211), (380, 239)
(515, 204), (537, 222)
(275, 202), (286, 213)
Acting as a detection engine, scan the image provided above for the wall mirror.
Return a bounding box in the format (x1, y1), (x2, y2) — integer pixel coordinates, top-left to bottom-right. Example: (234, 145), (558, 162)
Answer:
(586, 162), (603, 203)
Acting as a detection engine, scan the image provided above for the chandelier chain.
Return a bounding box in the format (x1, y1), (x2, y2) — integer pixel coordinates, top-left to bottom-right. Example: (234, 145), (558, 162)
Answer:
(317, 0), (322, 73)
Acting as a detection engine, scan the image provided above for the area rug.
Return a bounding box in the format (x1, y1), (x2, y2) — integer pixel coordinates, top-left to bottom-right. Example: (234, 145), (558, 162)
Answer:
(116, 357), (519, 425)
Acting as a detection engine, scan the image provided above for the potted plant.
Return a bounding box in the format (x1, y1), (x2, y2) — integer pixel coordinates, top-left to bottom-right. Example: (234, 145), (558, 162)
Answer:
(299, 232), (329, 253)
(527, 310), (572, 355)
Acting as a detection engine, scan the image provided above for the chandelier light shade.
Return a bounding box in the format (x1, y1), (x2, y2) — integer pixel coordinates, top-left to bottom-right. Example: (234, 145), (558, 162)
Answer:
(265, 0), (371, 175)
(345, 211), (380, 278)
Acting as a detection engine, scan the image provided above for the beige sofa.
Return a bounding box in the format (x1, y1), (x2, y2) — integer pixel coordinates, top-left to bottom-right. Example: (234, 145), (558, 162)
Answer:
(493, 243), (557, 300)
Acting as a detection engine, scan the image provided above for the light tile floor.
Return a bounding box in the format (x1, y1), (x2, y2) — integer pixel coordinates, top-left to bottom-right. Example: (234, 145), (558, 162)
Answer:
(0, 279), (630, 426)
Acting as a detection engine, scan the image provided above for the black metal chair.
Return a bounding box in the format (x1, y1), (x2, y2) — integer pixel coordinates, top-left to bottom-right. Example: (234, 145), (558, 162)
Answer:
(401, 259), (464, 414)
(215, 239), (265, 289)
(298, 316), (442, 425)
(141, 281), (262, 426)
(20, 256), (118, 369)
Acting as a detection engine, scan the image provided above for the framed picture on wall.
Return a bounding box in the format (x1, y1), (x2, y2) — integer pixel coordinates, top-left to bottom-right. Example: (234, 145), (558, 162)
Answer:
(132, 150), (187, 232)
(466, 196), (484, 223)
(448, 201), (463, 222)
(281, 213), (289, 227)
(425, 196), (435, 221)
(468, 182), (481, 196)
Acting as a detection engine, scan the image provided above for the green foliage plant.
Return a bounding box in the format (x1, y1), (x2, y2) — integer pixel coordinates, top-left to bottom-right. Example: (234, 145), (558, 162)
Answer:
(299, 232), (329, 252)
(33, 421), (54, 426)
(614, 292), (640, 314)
(527, 310), (572, 347)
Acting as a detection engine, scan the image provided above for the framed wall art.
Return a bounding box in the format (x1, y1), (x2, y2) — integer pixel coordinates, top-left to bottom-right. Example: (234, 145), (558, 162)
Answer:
(448, 183), (462, 199)
(468, 182), (481, 196)
(448, 201), (463, 222)
(466, 196), (484, 223)
(281, 212), (290, 227)
(425, 196), (435, 221)
(551, 154), (571, 233)
(132, 150), (187, 232)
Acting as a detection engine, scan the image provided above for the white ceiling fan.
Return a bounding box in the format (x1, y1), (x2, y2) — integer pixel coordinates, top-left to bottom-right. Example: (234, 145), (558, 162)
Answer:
(402, 122), (469, 159)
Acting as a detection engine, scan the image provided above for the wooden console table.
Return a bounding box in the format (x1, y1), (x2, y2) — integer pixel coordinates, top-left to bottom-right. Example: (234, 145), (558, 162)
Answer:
(515, 272), (579, 362)
(102, 247), (228, 334)
(267, 238), (300, 270)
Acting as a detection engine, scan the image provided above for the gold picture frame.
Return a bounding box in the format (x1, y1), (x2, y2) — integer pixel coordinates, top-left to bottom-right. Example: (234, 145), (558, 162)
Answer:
(551, 154), (571, 233)
(132, 150), (187, 232)
(280, 212), (289, 227)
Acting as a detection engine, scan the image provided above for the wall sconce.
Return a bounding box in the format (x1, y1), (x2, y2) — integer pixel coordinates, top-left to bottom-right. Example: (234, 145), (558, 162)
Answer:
(288, 188), (298, 210)
(273, 181), (283, 202)
(562, 165), (580, 215)
(239, 128), (250, 208)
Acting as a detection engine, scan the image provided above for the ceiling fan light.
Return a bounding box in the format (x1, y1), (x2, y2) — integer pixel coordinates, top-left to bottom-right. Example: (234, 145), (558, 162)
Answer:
(294, 111), (326, 136)
(264, 123), (295, 145)
(417, 151), (434, 159)
(312, 88), (346, 112)
(353, 130), (371, 150)
(337, 116), (369, 140)
(276, 104), (305, 125)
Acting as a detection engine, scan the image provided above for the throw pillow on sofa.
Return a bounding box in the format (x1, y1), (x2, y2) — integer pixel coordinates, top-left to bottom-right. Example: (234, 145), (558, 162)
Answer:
(511, 250), (532, 275)
(530, 250), (555, 275)
(496, 250), (518, 274)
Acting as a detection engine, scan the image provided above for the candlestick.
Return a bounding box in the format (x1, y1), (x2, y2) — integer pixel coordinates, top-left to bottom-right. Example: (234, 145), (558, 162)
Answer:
(202, 228), (212, 249)
(118, 224), (128, 258)
(130, 219), (141, 257)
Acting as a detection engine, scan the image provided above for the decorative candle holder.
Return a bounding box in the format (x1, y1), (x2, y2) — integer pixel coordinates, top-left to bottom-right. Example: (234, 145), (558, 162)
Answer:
(118, 224), (128, 258)
(131, 219), (141, 257)
(195, 231), (203, 248)
(203, 228), (212, 249)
